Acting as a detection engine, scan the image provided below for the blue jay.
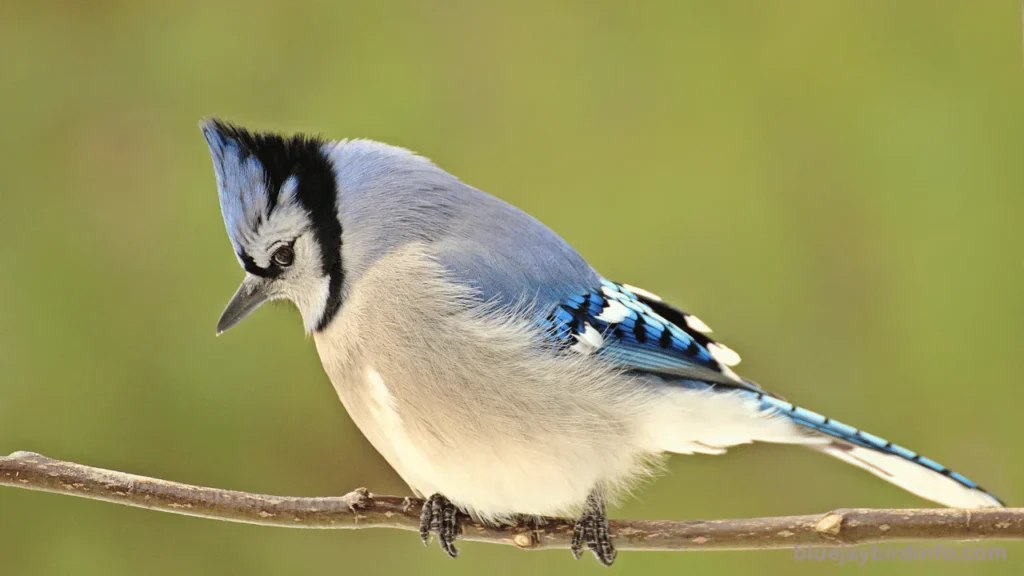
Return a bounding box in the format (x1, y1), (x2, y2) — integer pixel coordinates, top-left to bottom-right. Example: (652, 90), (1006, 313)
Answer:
(202, 119), (1003, 565)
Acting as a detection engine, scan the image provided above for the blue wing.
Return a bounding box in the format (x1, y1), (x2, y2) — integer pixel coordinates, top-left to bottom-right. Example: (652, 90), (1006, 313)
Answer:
(430, 197), (757, 392)
(539, 279), (764, 392)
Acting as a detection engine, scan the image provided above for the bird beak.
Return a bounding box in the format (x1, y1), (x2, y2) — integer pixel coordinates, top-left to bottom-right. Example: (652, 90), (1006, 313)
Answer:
(217, 275), (273, 335)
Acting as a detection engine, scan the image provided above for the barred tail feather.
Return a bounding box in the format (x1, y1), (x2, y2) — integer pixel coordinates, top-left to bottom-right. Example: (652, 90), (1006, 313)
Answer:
(759, 395), (1004, 509)
(813, 439), (1003, 509)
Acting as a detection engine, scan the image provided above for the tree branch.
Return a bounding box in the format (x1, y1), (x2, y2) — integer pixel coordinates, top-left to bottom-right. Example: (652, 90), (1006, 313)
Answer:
(1, 451), (1021, 551)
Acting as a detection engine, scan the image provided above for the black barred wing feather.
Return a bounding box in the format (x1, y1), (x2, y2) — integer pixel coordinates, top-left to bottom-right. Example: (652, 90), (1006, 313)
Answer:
(538, 281), (1004, 509)
(541, 279), (762, 392)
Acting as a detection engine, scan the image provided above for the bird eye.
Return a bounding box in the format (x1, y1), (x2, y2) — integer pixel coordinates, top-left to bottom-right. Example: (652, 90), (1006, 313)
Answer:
(271, 245), (295, 267)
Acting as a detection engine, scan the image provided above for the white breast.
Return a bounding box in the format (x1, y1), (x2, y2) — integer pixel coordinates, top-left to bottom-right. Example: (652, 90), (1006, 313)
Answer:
(363, 367), (439, 494)
(313, 244), (672, 521)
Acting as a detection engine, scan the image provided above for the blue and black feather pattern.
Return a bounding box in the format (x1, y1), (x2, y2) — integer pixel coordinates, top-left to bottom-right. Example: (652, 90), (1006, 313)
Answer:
(541, 279), (757, 389)
(541, 279), (1004, 506)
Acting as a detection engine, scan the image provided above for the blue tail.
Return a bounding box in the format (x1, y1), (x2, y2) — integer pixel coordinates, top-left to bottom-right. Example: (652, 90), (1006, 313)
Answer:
(756, 393), (1004, 508)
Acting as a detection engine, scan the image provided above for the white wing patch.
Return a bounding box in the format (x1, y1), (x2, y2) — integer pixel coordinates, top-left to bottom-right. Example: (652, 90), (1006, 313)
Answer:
(719, 365), (743, 383)
(595, 299), (630, 323)
(684, 314), (713, 334)
(570, 322), (604, 354)
(707, 342), (742, 367)
(578, 280), (747, 383)
(622, 284), (662, 301)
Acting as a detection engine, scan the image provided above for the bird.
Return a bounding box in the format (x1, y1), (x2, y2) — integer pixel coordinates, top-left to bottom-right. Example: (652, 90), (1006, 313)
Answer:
(201, 119), (1004, 566)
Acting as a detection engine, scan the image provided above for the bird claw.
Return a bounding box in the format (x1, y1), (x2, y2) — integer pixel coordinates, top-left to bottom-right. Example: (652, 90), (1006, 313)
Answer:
(570, 491), (616, 566)
(419, 493), (460, 558)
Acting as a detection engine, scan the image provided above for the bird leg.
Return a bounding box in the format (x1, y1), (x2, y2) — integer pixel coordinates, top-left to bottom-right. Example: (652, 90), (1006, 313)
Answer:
(571, 489), (616, 566)
(419, 493), (461, 558)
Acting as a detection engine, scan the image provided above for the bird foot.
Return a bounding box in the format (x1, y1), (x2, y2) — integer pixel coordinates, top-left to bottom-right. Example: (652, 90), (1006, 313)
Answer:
(419, 493), (460, 558)
(571, 491), (616, 566)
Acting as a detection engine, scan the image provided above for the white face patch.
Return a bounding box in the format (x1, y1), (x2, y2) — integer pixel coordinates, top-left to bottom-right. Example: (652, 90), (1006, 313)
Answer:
(595, 300), (630, 324)
(570, 323), (604, 354)
(707, 342), (742, 367)
(684, 314), (713, 333)
(238, 200), (311, 269)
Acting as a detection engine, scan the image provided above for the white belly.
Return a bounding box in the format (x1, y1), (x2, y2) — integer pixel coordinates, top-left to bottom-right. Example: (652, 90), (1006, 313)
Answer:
(347, 365), (611, 519)
(360, 366), (441, 496)
(311, 244), (660, 521)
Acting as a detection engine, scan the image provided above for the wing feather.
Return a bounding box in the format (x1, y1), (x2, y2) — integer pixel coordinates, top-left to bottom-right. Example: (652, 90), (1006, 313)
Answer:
(541, 280), (762, 392)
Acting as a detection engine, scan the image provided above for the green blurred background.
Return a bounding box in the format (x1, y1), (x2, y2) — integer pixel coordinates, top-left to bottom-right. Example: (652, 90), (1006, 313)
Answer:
(1, 1), (1022, 574)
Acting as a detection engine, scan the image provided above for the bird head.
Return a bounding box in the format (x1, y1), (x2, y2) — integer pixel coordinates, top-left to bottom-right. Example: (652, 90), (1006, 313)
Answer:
(201, 119), (343, 335)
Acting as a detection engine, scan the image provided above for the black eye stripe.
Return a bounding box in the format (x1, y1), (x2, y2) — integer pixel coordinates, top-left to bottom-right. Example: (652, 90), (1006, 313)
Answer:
(239, 250), (283, 279)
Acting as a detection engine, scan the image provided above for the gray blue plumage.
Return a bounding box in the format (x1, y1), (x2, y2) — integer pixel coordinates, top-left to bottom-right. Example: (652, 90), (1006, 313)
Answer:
(201, 119), (1004, 566)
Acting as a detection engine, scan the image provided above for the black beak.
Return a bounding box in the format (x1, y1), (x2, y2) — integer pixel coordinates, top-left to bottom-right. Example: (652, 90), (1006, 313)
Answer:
(217, 275), (273, 335)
